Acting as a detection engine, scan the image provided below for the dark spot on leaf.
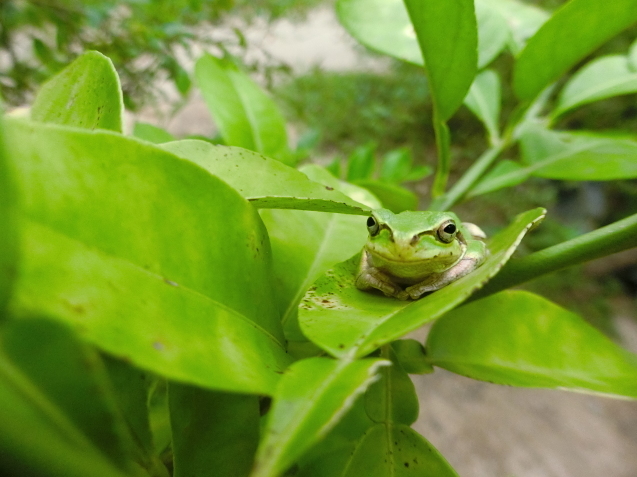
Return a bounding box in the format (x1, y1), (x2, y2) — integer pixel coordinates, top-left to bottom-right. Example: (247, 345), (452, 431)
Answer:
(325, 186), (334, 191)
(153, 341), (164, 351)
(164, 278), (179, 287)
(404, 463), (409, 468)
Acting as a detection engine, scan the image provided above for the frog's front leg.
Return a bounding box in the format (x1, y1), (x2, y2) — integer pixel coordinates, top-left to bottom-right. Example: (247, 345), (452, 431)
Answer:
(356, 251), (409, 300)
(404, 240), (489, 299)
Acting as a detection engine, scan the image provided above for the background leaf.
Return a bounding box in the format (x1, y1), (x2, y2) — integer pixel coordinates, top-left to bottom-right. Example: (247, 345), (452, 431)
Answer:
(479, 0), (548, 54)
(299, 208), (546, 359)
(514, 0), (637, 100)
(5, 119), (289, 395)
(252, 357), (388, 477)
(170, 385), (259, 477)
(346, 142), (376, 182)
(553, 55), (637, 118)
(463, 69), (501, 143)
(352, 180), (418, 214)
(403, 0), (478, 120)
(162, 140), (370, 215)
(426, 290), (637, 398)
(132, 122), (176, 144)
(195, 54), (291, 164)
(30, 51), (123, 132)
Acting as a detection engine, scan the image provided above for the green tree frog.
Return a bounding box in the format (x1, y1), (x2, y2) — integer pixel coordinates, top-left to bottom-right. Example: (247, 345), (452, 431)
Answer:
(356, 209), (488, 300)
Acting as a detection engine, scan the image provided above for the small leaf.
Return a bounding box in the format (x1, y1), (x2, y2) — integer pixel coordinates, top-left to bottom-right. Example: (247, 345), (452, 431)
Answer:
(467, 160), (528, 197)
(353, 180), (418, 213)
(554, 55), (637, 118)
(514, 0), (637, 101)
(379, 147), (413, 183)
(347, 143), (376, 182)
(31, 51), (124, 132)
(252, 357), (389, 477)
(170, 385), (259, 477)
(404, 0), (478, 120)
(464, 69), (501, 143)
(299, 208), (546, 359)
(5, 119), (290, 396)
(426, 290), (637, 398)
(132, 121), (176, 144)
(402, 165), (432, 182)
(474, 1), (510, 67)
(195, 54), (291, 164)
(162, 140), (370, 215)
(391, 339), (433, 374)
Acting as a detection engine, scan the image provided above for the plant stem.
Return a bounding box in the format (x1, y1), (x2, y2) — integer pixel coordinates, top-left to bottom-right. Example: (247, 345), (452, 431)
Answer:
(430, 116), (450, 198)
(473, 212), (637, 299)
(429, 140), (505, 211)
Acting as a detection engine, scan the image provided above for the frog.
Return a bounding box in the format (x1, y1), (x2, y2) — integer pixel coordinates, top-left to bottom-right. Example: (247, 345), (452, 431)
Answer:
(355, 209), (488, 300)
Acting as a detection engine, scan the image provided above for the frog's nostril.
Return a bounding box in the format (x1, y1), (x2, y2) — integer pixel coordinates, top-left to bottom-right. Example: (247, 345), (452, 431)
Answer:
(410, 235), (419, 245)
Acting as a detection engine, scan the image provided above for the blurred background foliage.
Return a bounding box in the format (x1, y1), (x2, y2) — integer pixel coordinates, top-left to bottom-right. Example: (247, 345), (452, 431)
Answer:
(1, 0), (636, 335)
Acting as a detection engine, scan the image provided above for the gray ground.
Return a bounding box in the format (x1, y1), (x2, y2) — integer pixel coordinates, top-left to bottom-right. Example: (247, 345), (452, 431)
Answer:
(138, 7), (637, 476)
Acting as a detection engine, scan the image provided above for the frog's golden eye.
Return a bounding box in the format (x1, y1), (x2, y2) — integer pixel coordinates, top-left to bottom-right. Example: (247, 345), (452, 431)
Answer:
(437, 220), (457, 243)
(367, 216), (380, 236)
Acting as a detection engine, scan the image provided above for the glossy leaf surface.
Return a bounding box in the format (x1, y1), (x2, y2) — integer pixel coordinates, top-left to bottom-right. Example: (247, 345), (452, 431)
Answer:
(0, 318), (132, 477)
(479, 0), (548, 53)
(170, 385), (259, 477)
(0, 118), (18, 314)
(162, 140), (370, 214)
(252, 357), (388, 477)
(391, 339), (433, 375)
(554, 55), (637, 118)
(132, 122), (176, 144)
(259, 165), (380, 341)
(403, 0), (478, 120)
(299, 208), (546, 358)
(514, 0), (637, 100)
(5, 119), (289, 395)
(464, 69), (501, 142)
(337, 0), (508, 70)
(195, 54), (290, 164)
(31, 51), (123, 132)
(426, 290), (637, 398)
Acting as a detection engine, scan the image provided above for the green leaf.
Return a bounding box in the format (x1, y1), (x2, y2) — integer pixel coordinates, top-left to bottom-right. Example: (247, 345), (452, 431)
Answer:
(467, 160), (528, 197)
(379, 147), (413, 183)
(132, 121), (176, 144)
(479, 0), (549, 54)
(464, 69), (501, 143)
(252, 357), (389, 477)
(337, 0), (507, 70)
(390, 339), (433, 374)
(0, 118), (18, 315)
(346, 143), (376, 182)
(553, 55), (637, 118)
(403, 0), (478, 120)
(162, 140), (370, 215)
(426, 290), (637, 398)
(170, 385), (259, 477)
(5, 119), (289, 395)
(520, 127), (637, 180)
(300, 424), (458, 477)
(0, 318), (132, 477)
(514, 0), (637, 101)
(353, 180), (418, 214)
(299, 208), (546, 359)
(31, 51), (124, 132)
(195, 54), (291, 164)
(259, 165), (381, 341)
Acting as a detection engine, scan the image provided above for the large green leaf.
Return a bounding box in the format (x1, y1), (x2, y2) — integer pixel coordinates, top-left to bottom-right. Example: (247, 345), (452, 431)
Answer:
(337, 0), (508, 70)
(514, 0), (637, 101)
(195, 54), (291, 164)
(252, 357), (388, 477)
(4, 119), (289, 395)
(553, 55), (637, 118)
(31, 51), (123, 132)
(260, 165), (380, 342)
(463, 69), (501, 143)
(0, 318), (133, 477)
(162, 140), (370, 215)
(426, 290), (637, 398)
(353, 180), (418, 214)
(0, 117), (18, 315)
(299, 208), (545, 359)
(170, 385), (259, 477)
(403, 0), (478, 121)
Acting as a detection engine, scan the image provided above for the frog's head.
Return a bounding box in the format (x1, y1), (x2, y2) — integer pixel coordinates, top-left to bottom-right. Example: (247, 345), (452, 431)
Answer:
(364, 209), (466, 277)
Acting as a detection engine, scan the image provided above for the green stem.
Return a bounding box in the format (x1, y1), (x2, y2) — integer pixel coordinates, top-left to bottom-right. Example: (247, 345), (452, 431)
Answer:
(430, 116), (451, 198)
(429, 140), (506, 211)
(473, 212), (637, 299)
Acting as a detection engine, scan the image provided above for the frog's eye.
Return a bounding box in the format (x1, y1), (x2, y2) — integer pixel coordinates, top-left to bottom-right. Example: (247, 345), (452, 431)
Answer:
(367, 216), (380, 236)
(437, 220), (457, 243)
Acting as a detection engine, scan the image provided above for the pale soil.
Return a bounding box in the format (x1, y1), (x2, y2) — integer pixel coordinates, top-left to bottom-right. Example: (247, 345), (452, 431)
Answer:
(149, 7), (637, 476)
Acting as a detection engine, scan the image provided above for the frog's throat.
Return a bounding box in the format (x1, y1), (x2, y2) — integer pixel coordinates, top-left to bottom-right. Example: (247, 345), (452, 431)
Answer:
(365, 241), (467, 273)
